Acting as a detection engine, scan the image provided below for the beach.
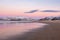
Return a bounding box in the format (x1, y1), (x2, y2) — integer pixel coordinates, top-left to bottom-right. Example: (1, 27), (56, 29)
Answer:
(0, 22), (47, 40)
(6, 20), (60, 40)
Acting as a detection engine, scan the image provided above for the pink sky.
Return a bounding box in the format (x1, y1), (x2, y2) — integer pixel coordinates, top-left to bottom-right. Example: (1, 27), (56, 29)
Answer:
(0, 0), (60, 17)
(0, 9), (60, 17)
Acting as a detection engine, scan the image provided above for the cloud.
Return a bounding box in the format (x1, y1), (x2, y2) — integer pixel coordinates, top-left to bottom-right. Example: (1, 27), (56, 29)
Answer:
(41, 10), (60, 12)
(24, 10), (38, 13)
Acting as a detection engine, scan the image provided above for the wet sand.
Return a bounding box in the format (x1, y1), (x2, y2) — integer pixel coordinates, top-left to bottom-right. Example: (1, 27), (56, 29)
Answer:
(6, 21), (60, 40)
(0, 23), (47, 40)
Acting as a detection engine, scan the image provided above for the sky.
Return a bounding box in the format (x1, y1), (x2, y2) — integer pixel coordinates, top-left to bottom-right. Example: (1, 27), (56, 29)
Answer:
(0, 0), (60, 17)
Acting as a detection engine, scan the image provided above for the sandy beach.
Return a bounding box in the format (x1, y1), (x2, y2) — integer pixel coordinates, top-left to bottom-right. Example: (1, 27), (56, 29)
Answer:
(0, 23), (47, 40)
(5, 20), (60, 40)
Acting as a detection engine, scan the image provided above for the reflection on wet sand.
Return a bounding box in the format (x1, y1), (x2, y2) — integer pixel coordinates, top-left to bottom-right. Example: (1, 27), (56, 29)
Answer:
(0, 23), (47, 40)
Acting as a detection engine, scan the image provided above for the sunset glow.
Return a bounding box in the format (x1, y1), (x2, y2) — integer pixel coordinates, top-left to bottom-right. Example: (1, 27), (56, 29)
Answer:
(0, 0), (60, 17)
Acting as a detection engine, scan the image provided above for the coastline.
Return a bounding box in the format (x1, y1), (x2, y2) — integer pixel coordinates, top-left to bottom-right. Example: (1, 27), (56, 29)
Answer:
(0, 23), (47, 40)
(6, 21), (60, 40)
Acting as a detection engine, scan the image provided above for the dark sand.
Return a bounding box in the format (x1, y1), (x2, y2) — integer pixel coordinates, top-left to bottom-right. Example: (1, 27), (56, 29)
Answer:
(4, 21), (60, 40)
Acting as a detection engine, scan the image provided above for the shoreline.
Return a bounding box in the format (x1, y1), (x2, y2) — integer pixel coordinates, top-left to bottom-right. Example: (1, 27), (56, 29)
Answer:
(6, 21), (60, 40)
(0, 23), (47, 40)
